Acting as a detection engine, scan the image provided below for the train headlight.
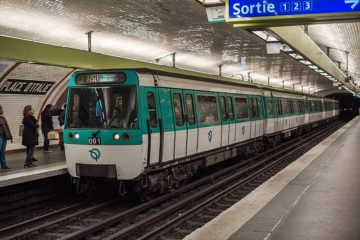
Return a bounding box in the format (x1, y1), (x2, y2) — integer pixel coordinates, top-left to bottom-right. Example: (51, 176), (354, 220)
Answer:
(113, 133), (120, 140)
(74, 133), (80, 140)
(123, 133), (130, 141)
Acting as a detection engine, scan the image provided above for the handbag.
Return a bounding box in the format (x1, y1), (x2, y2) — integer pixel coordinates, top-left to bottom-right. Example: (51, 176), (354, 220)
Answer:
(19, 124), (24, 136)
(47, 130), (60, 140)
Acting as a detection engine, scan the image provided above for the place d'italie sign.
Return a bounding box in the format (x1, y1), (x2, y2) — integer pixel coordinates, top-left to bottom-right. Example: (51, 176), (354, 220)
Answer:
(0, 79), (55, 95)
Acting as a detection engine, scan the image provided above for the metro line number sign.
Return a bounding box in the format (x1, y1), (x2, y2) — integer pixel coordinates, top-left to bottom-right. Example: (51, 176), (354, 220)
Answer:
(226, 0), (360, 26)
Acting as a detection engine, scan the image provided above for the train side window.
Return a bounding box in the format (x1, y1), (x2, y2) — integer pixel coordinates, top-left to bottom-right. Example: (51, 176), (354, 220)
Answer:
(282, 100), (289, 115)
(293, 101), (299, 114)
(311, 102), (316, 112)
(185, 94), (195, 125)
(173, 93), (184, 126)
(259, 97), (265, 117)
(251, 98), (259, 118)
(227, 96), (234, 121)
(220, 96), (227, 121)
(235, 97), (249, 119)
(267, 98), (273, 115)
(277, 99), (282, 115)
(147, 92), (158, 128)
(197, 95), (219, 125)
(289, 100), (294, 114)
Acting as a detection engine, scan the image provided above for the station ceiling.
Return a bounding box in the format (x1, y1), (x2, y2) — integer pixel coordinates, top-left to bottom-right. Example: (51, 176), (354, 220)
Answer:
(0, 0), (359, 94)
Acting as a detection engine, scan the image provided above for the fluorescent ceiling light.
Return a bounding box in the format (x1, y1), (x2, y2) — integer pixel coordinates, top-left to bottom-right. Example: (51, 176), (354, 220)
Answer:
(300, 60), (312, 65)
(252, 31), (279, 42)
(308, 65), (319, 69)
(196, 0), (224, 5)
(314, 69), (324, 73)
(282, 45), (293, 52)
(289, 53), (304, 60)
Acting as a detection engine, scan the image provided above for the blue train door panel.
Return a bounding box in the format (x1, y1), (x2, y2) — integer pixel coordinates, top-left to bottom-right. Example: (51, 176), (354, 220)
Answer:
(183, 90), (198, 156)
(144, 88), (161, 165)
(219, 93), (229, 147)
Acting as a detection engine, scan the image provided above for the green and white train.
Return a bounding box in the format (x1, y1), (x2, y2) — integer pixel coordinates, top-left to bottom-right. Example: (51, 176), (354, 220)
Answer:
(64, 69), (339, 195)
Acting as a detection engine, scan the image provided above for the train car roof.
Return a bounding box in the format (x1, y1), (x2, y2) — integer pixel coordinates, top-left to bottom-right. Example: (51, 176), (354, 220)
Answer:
(73, 68), (321, 99)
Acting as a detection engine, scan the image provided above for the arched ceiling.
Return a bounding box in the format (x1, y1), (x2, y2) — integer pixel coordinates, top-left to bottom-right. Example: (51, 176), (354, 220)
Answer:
(0, 0), (358, 94)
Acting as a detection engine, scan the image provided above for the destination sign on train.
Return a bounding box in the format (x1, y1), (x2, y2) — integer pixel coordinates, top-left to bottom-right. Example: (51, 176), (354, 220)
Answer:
(75, 73), (127, 84)
(227, 0), (360, 24)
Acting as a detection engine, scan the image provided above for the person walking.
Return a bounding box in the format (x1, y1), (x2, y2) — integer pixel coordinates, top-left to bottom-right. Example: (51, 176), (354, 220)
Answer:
(0, 105), (13, 170)
(22, 105), (39, 168)
(41, 104), (53, 153)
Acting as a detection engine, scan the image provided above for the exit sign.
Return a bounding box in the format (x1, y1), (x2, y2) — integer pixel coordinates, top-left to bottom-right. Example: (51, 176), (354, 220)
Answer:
(226, 0), (360, 27)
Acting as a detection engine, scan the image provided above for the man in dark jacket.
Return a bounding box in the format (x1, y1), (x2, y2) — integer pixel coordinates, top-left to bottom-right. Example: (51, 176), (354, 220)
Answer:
(0, 105), (12, 170)
(41, 104), (54, 153)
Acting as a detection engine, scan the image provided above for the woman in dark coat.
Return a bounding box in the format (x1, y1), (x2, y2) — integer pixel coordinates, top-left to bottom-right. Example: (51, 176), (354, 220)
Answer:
(22, 105), (39, 167)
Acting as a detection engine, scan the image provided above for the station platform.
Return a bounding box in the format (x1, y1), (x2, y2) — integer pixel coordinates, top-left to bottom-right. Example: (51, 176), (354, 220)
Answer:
(0, 147), (67, 188)
(185, 116), (360, 240)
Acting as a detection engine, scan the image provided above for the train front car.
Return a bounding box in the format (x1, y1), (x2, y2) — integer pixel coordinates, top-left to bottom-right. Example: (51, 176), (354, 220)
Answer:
(64, 70), (143, 195)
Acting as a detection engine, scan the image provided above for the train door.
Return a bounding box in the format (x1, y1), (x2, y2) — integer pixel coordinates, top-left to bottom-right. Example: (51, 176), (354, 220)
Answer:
(183, 90), (198, 156)
(219, 93), (229, 147)
(258, 96), (264, 137)
(226, 95), (236, 144)
(249, 97), (260, 139)
(144, 88), (160, 165)
(171, 89), (187, 159)
(157, 88), (175, 162)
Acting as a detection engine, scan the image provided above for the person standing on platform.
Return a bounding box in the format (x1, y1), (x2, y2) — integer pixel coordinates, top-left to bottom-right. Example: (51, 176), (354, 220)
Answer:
(22, 105), (39, 168)
(0, 105), (13, 171)
(41, 104), (53, 153)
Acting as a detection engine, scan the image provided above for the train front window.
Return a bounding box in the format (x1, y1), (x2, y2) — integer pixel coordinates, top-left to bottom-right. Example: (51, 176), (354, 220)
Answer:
(67, 87), (137, 129)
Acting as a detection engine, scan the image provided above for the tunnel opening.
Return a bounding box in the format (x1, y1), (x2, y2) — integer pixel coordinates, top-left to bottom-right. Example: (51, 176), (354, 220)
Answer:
(327, 93), (360, 121)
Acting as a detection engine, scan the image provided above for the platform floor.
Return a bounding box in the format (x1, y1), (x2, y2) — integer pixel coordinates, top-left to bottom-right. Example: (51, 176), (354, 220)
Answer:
(185, 117), (360, 240)
(0, 146), (67, 188)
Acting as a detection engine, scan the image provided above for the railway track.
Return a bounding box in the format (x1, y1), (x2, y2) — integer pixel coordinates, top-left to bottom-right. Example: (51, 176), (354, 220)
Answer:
(0, 121), (344, 240)
(0, 175), (77, 223)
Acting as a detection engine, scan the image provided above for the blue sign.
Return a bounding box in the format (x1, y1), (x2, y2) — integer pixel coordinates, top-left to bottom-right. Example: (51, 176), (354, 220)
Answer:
(228, 0), (360, 19)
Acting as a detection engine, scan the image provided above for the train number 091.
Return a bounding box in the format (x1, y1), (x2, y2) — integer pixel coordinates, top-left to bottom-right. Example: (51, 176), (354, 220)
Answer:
(88, 137), (101, 145)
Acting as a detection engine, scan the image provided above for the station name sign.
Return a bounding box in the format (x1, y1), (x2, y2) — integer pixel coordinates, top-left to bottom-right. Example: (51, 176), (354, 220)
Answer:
(226, 0), (360, 27)
(0, 79), (54, 95)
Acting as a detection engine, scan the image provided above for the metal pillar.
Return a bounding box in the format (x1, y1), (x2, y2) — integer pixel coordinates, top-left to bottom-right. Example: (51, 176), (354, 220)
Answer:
(326, 46), (330, 57)
(268, 77), (270, 86)
(219, 64), (223, 77)
(172, 52), (176, 68)
(85, 31), (93, 52)
(345, 51), (349, 77)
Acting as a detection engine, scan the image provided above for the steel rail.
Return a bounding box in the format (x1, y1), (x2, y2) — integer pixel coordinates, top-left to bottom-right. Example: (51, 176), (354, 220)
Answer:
(75, 121), (344, 240)
(1, 199), (120, 240)
(136, 122), (344, 240)
(136, 121), (343, 240)
(0, 201), (88, 235)
(59, 123), (328, 240)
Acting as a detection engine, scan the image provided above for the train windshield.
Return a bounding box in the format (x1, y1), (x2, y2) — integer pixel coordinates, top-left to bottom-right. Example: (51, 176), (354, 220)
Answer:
(67, 87), (138, 129)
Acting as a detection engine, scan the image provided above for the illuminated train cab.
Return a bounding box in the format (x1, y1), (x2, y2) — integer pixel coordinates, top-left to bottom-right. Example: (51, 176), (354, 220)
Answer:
(64, 69), (339, 195)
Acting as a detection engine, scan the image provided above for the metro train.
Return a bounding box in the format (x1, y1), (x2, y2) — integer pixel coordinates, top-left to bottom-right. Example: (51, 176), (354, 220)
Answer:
(63, 69), (339, 195)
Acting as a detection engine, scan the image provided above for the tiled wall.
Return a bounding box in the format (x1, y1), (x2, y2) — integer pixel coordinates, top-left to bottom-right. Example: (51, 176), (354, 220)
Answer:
(0, 62), (72, 150)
